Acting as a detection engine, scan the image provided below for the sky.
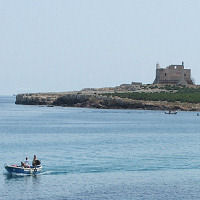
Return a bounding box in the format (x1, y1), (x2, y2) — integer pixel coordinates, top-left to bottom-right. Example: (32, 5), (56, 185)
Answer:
(0, 0), (200, 95)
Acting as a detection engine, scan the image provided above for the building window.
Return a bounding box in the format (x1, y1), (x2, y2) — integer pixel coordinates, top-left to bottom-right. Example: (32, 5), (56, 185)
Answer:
(165, 73), (166, 76)
(184, 74), (186, 77)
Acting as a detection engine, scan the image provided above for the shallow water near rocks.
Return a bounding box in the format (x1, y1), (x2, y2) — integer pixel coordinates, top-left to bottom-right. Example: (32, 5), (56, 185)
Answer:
(1, 96), (200, 200)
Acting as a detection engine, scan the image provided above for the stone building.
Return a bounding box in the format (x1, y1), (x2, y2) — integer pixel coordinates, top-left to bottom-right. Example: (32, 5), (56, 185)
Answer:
(153, 62), (193, 85)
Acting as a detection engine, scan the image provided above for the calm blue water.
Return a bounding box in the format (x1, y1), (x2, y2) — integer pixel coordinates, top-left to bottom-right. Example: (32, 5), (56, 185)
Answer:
(1, 96), (200, 200)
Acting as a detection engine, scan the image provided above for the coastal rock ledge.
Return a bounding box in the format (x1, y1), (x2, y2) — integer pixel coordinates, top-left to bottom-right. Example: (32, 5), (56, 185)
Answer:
(15, 93), (200, 111)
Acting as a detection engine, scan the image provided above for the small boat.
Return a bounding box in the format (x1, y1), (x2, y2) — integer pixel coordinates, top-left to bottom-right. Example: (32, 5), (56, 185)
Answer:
(5, 164), (42, 175)
(165, 111), (177, 115)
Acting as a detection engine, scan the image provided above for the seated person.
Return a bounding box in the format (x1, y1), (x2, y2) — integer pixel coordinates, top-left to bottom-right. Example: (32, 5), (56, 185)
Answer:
(21, 157), (30, 168)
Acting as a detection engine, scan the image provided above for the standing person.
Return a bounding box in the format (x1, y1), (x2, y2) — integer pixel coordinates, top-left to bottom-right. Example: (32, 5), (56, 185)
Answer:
(32, 155), (41, 166)
(32, 155), (37, 166)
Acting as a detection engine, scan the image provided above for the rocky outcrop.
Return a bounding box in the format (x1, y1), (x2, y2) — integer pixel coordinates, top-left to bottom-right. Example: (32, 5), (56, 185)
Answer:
(15, 93), (200, 111)
(16, 93), (58, 105)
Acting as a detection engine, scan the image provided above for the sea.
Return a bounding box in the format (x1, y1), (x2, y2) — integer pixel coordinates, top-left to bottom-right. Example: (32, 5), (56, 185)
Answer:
(1, 96), (200, 200)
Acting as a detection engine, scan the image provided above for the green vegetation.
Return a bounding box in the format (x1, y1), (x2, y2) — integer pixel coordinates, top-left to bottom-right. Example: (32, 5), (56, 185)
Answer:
(160, 85), (182, 91)
(104, 87), (200, 103)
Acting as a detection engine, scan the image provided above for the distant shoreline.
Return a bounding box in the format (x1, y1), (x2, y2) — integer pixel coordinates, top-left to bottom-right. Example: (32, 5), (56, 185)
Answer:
(15, 84), (200, 111)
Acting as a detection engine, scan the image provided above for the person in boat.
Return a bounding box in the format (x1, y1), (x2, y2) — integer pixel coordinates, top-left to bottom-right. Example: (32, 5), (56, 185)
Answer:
(21, 157), (30, 168)
(32, 155), (41, 167)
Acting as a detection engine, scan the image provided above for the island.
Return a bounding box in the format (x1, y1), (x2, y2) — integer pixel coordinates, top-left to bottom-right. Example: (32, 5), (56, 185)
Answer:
(16, 62), (200, 111)
(15, 83), (200, 111)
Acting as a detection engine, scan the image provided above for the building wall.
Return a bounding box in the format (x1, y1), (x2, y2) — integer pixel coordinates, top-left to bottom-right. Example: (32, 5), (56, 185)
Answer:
(154, 64), (193, 85)
(184, 69), (193, 84)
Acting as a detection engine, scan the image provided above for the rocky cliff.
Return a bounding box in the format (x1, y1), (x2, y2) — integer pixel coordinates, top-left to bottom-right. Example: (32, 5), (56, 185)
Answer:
(15, 93), (200, 111)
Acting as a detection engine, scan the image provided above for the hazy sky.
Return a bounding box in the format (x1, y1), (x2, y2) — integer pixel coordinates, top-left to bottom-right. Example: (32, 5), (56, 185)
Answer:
(0, 0), (200, 94)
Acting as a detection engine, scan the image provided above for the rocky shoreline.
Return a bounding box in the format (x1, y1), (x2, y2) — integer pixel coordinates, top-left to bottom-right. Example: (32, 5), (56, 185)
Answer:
(15, 92), (200, 111)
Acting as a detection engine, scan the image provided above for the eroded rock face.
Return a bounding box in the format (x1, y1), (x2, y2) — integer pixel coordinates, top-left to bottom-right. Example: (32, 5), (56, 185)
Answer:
(53, 94), (90, 106)
(16, 94), (57, 105)
(15, 93), (200, 111)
